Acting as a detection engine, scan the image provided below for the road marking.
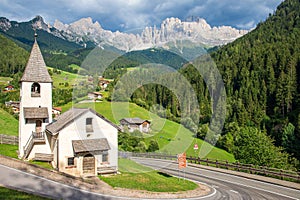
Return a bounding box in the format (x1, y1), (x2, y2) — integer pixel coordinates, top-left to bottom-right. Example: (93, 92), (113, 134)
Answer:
(184, 166), (300, 200)
(229, 190), (239, 194)
(133, 159), (300, 200)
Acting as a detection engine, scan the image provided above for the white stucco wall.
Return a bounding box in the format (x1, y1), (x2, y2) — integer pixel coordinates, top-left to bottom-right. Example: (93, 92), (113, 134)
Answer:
(19, 81), (52, 158)
(57, 110), (118, 176)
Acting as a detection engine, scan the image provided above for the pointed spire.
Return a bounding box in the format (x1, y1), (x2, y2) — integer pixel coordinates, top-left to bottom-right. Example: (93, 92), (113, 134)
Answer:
(20, 33), (52, 83)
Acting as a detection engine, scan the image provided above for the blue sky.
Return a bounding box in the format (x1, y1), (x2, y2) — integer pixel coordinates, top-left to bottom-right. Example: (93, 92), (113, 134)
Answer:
(0, 0), (283, 32)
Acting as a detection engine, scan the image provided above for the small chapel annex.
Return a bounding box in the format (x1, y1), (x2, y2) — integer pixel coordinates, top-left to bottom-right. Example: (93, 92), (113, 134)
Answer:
(18, 34), (118, 177)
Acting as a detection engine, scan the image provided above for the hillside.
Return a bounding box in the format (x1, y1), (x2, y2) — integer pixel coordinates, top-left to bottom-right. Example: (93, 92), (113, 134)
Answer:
(0, 16), (93, 74)
(62, 101), (235, 162)
(0, 16), (82, 52)
(211, 0), (300, 160)
(0, 34), (29, 77)
(116, 0), (300, 169)
(103, 48), (189, 79)
(0, 108), (18, 136)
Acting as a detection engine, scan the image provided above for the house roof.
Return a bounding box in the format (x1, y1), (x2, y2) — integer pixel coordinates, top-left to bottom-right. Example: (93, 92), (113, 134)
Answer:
(5, 85), (14, 89)
(72, 138), (110, 153)
(46, 107), (120, 135)
(20, 37), (52, 83)
(120, 117), (150, 125)
(24, 107), (49, 119)
(52, 107), (62, 112)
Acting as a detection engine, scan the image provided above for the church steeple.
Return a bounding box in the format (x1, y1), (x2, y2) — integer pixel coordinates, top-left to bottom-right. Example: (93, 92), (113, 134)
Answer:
(18, 33), (53, 159)
(20, 33), (52, 83)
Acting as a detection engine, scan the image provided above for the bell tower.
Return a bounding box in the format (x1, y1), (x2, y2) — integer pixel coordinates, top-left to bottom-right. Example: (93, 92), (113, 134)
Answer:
(18, 33), (53, 159)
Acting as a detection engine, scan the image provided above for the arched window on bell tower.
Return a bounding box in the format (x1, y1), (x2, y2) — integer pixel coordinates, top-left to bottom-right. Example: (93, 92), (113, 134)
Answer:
(31, 82), (41, 97)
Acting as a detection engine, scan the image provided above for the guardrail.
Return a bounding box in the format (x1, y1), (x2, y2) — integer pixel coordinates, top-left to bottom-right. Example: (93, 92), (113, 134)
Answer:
(120, 151), (300, 182)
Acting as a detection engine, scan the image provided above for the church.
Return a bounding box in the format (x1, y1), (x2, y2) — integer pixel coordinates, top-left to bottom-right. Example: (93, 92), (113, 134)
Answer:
(18, 34), (118, 177)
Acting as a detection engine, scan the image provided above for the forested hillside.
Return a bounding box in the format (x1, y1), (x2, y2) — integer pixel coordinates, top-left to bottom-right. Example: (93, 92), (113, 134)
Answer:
(0, 34), (29, 77)
(211, 0), (300, 163)
(118, 0), (300, 169)
(0, 16), (93, 74)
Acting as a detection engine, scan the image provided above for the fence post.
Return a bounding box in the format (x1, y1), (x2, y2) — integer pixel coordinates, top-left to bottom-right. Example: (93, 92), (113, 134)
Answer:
(237, 162), (240, 171)
(0, 134), (2, 144)
(280, 169), (283, 180)
(206, 158), (209, 166)
(226, 160), (228, 170)
(216, 159), (218, 168)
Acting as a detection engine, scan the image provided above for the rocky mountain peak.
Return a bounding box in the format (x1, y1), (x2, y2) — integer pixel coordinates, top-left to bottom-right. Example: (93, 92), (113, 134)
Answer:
(31, 15), (49, 30)
(53, 17), (103, 36)
(0, 17), (11, 31)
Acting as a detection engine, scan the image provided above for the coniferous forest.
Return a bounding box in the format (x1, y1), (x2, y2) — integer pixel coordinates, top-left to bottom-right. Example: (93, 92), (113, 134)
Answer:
(110, 0), (300, 169)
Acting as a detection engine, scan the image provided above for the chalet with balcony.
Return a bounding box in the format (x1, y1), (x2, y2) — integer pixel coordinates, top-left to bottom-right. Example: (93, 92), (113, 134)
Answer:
(119, 117), (151, 133)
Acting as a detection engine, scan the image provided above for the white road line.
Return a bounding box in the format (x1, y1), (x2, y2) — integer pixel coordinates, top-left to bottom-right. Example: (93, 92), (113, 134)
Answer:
(190, 164), (300, 192)
(229, 190), (239, 194)
(134, 158), (300, 193)
(184, 166), (300, 200)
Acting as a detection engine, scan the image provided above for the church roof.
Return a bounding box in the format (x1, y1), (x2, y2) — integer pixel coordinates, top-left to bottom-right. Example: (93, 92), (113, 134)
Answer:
(46, 107), (120, 135)
(20, 37), (52, 83)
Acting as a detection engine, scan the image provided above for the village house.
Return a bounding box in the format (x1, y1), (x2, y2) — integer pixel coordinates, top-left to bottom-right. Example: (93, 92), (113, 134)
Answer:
(4, 85), (14, 91)
(119, 117), (151, 133)
(99, 78), (110, 90)
(18, 34), (118, 177)
(5, 101), (20, 114)
(52, 107), (62, 119)
(88, 92), (103, 100)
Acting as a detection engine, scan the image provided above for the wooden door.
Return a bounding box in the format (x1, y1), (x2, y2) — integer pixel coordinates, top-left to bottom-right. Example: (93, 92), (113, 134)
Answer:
(35, 120), (42, 133)
(83, 154), (95, 174)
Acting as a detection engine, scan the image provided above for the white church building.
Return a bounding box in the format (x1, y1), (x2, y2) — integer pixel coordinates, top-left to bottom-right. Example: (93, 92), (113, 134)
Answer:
(18, 34), (118, 177)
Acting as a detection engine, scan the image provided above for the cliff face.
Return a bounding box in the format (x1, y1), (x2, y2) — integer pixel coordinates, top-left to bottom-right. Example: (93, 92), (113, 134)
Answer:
(0, 15), (248, 52)
(53, 17), (248, 51)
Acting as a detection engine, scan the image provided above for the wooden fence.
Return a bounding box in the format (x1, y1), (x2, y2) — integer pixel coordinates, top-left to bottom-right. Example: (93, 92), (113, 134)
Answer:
(121, 151), (300, 182)
(0, 134), (18, 145)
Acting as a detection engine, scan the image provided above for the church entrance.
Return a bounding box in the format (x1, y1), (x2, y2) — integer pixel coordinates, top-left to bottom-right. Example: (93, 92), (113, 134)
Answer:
(83, 154), (95, 175)
(35, 120), (42, 133)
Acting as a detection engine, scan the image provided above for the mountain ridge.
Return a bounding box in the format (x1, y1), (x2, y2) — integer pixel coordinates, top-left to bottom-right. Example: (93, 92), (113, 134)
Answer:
(53, 16), (248, 52)
(0, 15), (248, 53)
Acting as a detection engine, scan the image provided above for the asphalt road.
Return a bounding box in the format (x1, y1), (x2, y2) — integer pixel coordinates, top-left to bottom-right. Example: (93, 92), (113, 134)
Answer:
(0, 164), (123, 200)
(131, 157), (300, 200)
(1, 159), (300, 200)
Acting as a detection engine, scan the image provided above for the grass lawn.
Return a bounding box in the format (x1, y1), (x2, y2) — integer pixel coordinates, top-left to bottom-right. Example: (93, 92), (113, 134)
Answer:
(100, 158), (198, 192)
(47, 67), (87, 89)
(0, 186), (49, 200)
(0, 144), (18, 158)
(29, 161), (53, 170)
(64, 101), (235, 161)
(0, 144), (53, 169)
(0, 108), (18, 136)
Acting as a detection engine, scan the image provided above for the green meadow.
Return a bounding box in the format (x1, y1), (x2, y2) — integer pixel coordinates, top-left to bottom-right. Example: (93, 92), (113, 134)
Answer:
(47, 66), (87, 89)
(0, 108), (18, 136)
(64, 101), (235, 162)
(100, 158), (198, 192)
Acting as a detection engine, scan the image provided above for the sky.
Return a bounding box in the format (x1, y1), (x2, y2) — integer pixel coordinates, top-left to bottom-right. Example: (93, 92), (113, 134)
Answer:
(0, 0), (283, 32)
